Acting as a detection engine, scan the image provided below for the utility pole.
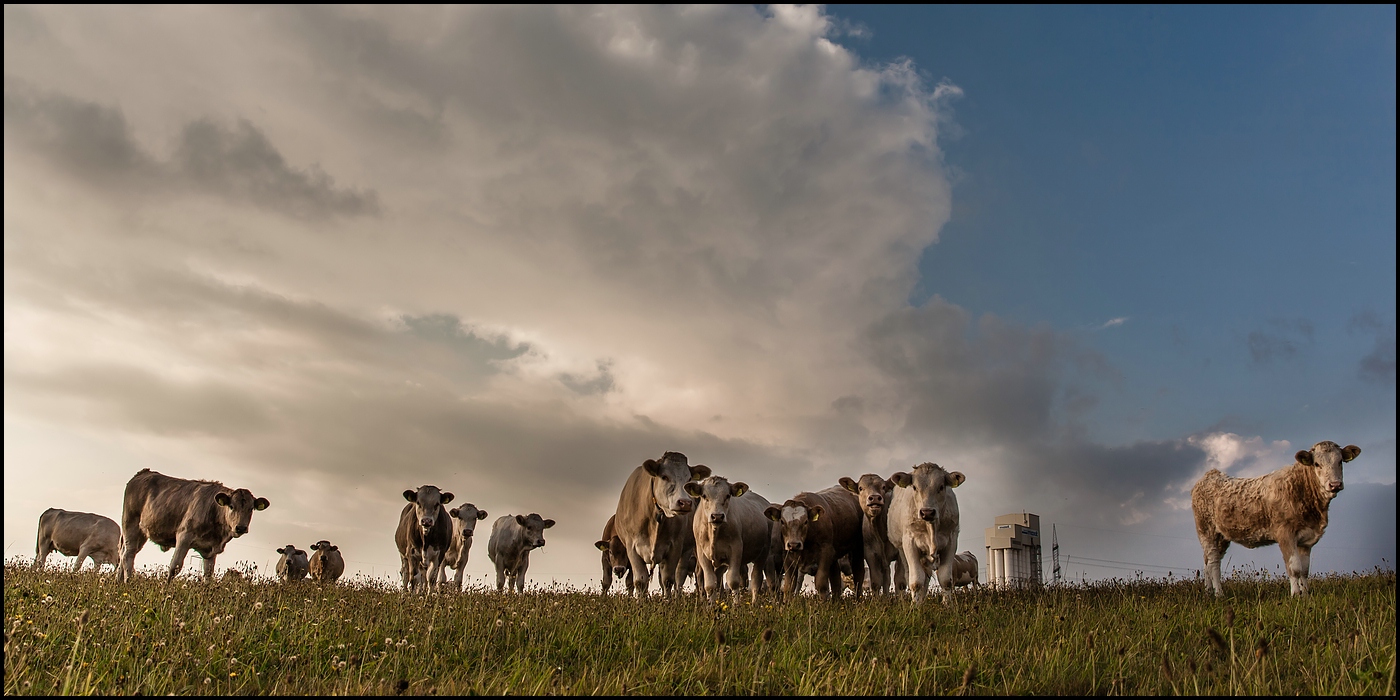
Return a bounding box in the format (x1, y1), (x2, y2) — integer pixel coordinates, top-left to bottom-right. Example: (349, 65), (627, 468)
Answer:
(1052, 524), (1061, 584)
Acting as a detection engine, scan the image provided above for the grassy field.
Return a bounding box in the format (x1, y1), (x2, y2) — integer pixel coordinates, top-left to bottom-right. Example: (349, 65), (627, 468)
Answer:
(3, 560), (1394, 695)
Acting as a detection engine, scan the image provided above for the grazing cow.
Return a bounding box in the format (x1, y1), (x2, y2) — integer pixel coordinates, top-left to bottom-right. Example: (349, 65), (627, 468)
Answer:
(439, 503), (488, 591)
(309, 540), (345, 583)
(118, 469), (270, 582)
(1191, 440), (1361, 597)
(595, 515), (633, 594)
(394, 485), (454, 593)
(276, 545), (310, 582)
(949, 551), (978, 588)
(487, 513), (555, 593)
(887, 463), (965, 604)
(840, 474), (905, 595)
(612, 452), (711, 596)
(34, 509), (121, 573)
(764, 486), (865, 601)
(685, 476), (776, 602)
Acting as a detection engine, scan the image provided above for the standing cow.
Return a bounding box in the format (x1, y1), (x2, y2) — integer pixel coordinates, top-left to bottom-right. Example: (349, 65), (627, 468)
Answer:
(764, 485), (865, 601)
(118, 469), (270, 582)
(612, 452), (711, 597)
(34, 509), (121, 572)
(395, 485), (454, 594)
(276, 545), (310, 582)
(309, 540), (345, 583)
(487, 513), (555, 593)
(686, 476), (776, 602)
(840, 474), (904, 595)
(887, 462), (965, 604)
(949, 551), (978, 588)
(439, 503), (488, 591)
(595, 514), (633, 594)
(1191, 440), (1361, 597)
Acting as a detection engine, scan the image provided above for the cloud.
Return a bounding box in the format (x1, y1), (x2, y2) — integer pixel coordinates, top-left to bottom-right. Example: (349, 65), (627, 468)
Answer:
(1347, 311), (1396, 385)
(1096, 316), (1129, 330)
(1246, 318), (1315, 365)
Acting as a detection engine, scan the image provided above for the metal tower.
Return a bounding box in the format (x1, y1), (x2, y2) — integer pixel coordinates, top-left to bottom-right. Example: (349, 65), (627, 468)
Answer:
(1052, 524), (1061, 584)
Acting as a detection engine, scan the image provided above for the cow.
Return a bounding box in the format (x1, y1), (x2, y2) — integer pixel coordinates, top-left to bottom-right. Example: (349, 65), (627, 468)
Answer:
(949, 551), (978, 588)
(309, 540), (345, 583)
(276, 545), (309, 582)
(1191, 440), (1361, 597)
(612, 451), (711, 597)
(595, 514), (633, 594)
(394, 485), (454, 594)
(763, 485), (865, 601)
(685, 476), (776, 602)
(117, 469), (270, 582)
(886, 462), (965, 604)
(840, 474), (905, 595)
(487, 513), (555, 593)
(439, 503), (488, 591)
(34, 509), (121, 573)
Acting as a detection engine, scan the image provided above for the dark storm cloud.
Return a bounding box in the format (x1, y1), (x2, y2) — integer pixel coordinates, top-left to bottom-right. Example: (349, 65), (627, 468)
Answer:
(559, 361), (616, 396)
(3, 80), (378, 219)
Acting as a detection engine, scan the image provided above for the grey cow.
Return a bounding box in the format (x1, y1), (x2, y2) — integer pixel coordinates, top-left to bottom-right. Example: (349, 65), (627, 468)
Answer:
(309, 540), (345, 583)
(487, 513), (555, 593)
(35, 508), (121, 572)
(439, 503), (488, 591)
(840, 474), (904, 595)
(118, 469), (270, 582)
(395, 485), (454, 593)
(276, 545), (310, 582)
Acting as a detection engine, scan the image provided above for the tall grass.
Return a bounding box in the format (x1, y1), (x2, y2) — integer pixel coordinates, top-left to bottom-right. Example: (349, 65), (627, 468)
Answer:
(3, 559), (1394, 695)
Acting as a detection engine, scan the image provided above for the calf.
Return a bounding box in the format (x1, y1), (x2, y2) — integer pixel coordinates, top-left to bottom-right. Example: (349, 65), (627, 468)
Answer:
(1191, 440), (1361, 597)
(840, 474), (904, 595)
(394, 485), (454, 593)
(685, 476), (776, 602)
(949, 551), (978, 588)
(764, 485), (864, 601)
(439, 504), (488, 591)
(34, 508), (121, 573)
(118, 469), (270, 582)
(309, 540), (345, 583)
(276, 545), (310, 582)
(487, 513), (555, 593)
(611, 452), (711, 596)
(887, 463), (965, 603)
(595, 514), (633, 594)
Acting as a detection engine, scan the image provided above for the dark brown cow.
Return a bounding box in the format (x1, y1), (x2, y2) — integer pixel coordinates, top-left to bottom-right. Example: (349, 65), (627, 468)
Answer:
(611, 452), (711, 596)
(840, 474), (904, 595)
(309, 540), (345, 583)
(595, 514), (633, 594)
(395, 485), (454, 593)
(118, 469), (270, 582)
(763, 485), (865, 601)
(34, 508), (121, 572)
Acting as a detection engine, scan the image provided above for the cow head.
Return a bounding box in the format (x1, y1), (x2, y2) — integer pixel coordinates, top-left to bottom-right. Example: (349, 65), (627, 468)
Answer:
(594, 535), (631, 579)
(840, 474), (894, 520)
(448, 504), (489, 542)
(642, 451), (712, 518)
(213, 488), (270, 537)
(514, 513), (555, 550)
(765, 499), (822, 552)
(403, 485), (454, 535)
(1296, 441), (1361, 498)
(310, 540), (338, 554)
(685, 476), (749, 527)
(277, 545), (308, 578)
(890, 462), (964, 524)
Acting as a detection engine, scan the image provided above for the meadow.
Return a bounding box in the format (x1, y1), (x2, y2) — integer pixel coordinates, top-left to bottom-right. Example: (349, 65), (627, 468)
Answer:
(3, 560), (1394, 695)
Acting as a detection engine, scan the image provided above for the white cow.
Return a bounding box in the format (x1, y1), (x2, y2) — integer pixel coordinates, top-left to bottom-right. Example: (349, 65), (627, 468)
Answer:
(487, 513), (554, 593)
(887, 462), (965, 604)
(685, 476), (776, 602)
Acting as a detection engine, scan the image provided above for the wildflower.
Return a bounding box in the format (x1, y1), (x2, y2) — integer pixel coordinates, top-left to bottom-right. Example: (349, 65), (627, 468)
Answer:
(204, 678), (211, 686)
(495, 619), (504, 628)
(229, 672), (237, 678)
(209, 644), (217, 652)
(253, 602), (263, 610)
(338, 643), (346, 650)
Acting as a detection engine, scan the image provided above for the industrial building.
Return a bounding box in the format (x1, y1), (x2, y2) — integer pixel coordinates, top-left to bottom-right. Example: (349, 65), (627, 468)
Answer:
(985, 512), (1043, 588)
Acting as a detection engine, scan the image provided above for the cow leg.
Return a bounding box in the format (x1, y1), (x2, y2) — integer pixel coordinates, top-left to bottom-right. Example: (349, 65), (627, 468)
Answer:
(119, 533), (146, 583)
(626, 549), (650, 597)
(399, 556), (411, 592)
(1279, 540), (1311, 597)
(202, 554), (217, 580)
(781, 553), (804, 601)
(601, 552), (613, 594)
(71, 547), (92, 573)
(903, 542), (929, 604)
(865, 547), (887, 595)
(933, 549), (956, 603)
(851, 550), (866, 601)
(893, 555), (907, 595)
(455, 563), (467, 592)
(35, 535), (53, 571)
(698, 555), (719, 600)
(658, 549), (681, 597)
(1199, 533), (1227, 597)
(166, 536), (195, 581)
(746, 555), (763, 604)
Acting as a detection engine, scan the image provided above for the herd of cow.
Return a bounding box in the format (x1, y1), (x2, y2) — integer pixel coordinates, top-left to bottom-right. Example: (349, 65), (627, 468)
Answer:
(31, 440), (1362, 600)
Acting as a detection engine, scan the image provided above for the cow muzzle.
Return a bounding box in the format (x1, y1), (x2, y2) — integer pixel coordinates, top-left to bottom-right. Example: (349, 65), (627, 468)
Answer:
(919, 508), (937, 522)
(675, 499), (693, 513)
(1328, 481), (1344, 493)
(420, 518), (434, 530)
(786, 541), (803, 551)
(709, 513), (726, 524)
(613, 566), (628, 578)
(234, 525), (248, 535)
(534, 539), (546, 548)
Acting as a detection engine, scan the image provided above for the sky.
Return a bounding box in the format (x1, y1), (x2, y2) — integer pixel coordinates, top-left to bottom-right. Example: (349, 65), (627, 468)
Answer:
(4, 5), (1394, 590)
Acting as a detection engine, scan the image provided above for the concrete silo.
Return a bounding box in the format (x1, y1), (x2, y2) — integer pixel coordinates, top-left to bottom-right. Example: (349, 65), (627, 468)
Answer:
(984, 512), (1042, 588)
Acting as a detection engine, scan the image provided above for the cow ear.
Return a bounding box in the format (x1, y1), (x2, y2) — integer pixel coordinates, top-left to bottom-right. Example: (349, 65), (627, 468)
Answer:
(683, 482), (704, 498)
(1295, 450), (1315, 466)
(891, 472), (913, 488)
(947, 472), (966, 488)
(215, 492), (232, 507)
(732, 482), (748, 498)
(764, 505), (782, 522)
(477, 510), (489, 520)
(595, 540), (610, 552)
(449, 508), (460, 518)
(310, 543), (319, 551)
(403, 489), (417, 502)
(515, 514), (527, 526)
(254, 497), (270, 511)
(690, 464), (712, 481)
(330, 545), (338, 551)
(839, 477), (858, 494)
(277, 547), (286, 554)
(542, 519), (556, 529)
(643, 459), (663, 477)
(440, 492), (455, 505)
(809, 505), (824, 522)
(1342, 445), (1361, 462)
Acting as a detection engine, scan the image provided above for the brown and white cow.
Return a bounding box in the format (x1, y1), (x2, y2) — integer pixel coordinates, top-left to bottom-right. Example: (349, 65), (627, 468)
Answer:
(309, 540), (345, 583)
(949, 551), (978, 588)
(612, 452), (711, 597)
(840, 474), (904, 595)
(118, 469), (270, 582)
(1191, 440), (1361, 597)
(438, 503), (488, 591)
(763, 485), (865, 601)
(395, 485), (454, 593)
(595, 514), (633, 594)
(685, 476), (776, 602)
(887, 463), (965, 604)
(276, 545), (310, 582)
(34, 508), (121, 572)
(487, 513), (555, 593)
